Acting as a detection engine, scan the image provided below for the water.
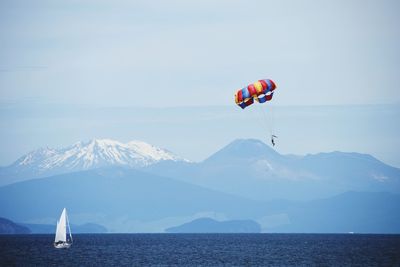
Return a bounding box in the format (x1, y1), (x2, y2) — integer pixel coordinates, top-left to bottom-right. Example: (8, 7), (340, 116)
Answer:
(1, 234), (400, 266)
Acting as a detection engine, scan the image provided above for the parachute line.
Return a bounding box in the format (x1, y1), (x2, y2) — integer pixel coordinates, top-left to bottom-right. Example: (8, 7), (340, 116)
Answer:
(257, 104), (270, 137)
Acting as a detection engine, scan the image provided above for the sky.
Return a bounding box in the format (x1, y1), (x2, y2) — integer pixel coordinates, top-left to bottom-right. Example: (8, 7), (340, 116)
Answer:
(0, 0), (399, 166)
(1, 0), (399, 107)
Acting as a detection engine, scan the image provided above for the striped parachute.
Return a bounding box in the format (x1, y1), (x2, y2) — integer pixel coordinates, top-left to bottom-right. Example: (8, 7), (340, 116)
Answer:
(234, 79), (276, 109)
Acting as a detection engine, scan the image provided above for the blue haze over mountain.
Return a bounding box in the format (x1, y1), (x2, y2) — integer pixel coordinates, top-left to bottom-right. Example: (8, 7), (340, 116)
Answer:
(0, 168), (266, 232)
(22, 222), (107, 234)
(271, 191), (400, 233)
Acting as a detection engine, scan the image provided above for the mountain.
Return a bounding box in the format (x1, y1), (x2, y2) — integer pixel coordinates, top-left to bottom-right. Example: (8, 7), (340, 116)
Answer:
(0, 167), (268, 233)
(0, 139), (186, 186)
(144, 139), (400, 201)
(166, 218), (261, 233)
(0, 217), (30, 234)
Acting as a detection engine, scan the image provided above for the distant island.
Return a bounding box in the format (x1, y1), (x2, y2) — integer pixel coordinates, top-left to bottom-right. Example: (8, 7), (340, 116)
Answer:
(166, 218), (261, 233)
(0, 217), (30, 234)
(0, 217), (107, 234)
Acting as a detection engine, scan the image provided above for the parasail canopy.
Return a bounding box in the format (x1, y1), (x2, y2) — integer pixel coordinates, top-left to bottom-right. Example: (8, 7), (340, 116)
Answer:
(234, 79), (277, 109)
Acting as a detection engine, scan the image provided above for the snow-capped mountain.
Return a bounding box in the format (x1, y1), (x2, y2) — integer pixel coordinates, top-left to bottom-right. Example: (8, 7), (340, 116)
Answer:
(0, 139), (186, 185)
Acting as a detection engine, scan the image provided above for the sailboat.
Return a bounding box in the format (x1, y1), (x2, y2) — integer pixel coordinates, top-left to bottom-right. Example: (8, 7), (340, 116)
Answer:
(54, 208), (73, 249)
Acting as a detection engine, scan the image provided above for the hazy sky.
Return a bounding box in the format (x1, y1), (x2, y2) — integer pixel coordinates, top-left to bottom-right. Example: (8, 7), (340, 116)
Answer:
(0, 1), (399, 168)
(1, 0), (399, 107)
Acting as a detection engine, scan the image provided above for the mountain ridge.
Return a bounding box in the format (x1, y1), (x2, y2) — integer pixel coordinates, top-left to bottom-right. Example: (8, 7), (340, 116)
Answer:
(144, 139), (400, 201)
(0, 138), (187, 185)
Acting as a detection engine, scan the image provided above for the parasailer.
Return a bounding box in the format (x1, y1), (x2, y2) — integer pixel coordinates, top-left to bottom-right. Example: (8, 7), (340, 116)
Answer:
(234, 79), (278, 146)
(271, 135), (278, 147)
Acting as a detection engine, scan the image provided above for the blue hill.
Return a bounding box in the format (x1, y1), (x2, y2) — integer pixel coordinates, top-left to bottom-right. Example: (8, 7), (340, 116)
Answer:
(0, 217), (30, 234)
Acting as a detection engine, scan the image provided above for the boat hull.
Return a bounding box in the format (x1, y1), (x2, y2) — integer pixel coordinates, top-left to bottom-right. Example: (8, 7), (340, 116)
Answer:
(54, 242), (72, 249)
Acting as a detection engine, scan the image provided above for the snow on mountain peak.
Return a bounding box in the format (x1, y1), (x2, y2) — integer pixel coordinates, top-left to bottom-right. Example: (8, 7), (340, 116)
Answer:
(18, 147), (58, 166)
(127, 140), (180, 161)
(14, 139), (186, 175)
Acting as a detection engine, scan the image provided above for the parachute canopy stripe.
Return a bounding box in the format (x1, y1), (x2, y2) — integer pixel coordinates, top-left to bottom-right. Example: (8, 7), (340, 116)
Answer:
(258, 92), (273, 103)
(234, 79), (276, 109)
(242, 88), (250, 99)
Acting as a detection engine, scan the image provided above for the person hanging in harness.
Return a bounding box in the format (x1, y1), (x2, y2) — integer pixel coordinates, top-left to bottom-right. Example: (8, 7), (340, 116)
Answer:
(271, 135), (277, 146)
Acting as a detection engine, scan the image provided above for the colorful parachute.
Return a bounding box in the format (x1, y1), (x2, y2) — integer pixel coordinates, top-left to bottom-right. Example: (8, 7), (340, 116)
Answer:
(234, 79), (277, 109)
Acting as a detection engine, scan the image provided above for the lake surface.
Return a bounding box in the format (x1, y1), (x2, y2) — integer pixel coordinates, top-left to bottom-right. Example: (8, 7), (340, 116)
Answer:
(1, 234), (400, 266)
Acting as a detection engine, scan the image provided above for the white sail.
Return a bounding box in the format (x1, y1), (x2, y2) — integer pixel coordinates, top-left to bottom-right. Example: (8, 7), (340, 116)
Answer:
(54, 220), (60, 242)
(55, 208), (67, 242)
